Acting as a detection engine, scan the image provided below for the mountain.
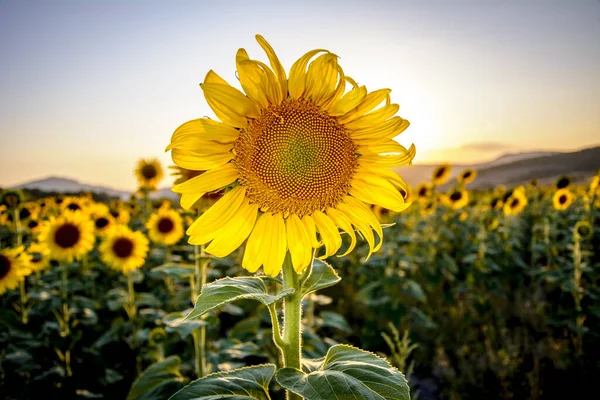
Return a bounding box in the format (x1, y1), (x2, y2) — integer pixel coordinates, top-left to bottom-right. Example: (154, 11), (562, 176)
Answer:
(397, 150), (557, 186)
(11, 177), (178, 201)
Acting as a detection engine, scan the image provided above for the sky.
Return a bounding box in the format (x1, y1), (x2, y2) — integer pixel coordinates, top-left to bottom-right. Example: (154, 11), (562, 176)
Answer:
(1, 0), (599, 191)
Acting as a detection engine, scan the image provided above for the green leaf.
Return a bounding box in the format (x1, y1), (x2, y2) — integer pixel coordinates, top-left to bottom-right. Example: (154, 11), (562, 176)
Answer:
(151, 263), (196, 279)
(164, 310), (207, 339)
(301, 259), (341, 298)
(317, 311), (352, 333)
(276, 345), (410, 400)
(402, 280), (426, 303)
(127, 356), (186, 400)
(185, 277), (293, 321)
(170, 364), (276, 400)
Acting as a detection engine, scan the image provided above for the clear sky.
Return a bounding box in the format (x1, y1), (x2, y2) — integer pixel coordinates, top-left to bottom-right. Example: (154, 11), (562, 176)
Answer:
(1, 0), (599, 190)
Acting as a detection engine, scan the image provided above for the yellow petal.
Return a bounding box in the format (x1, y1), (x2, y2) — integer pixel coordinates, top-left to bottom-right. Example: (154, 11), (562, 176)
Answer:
(330, 86), (367, 116)
(172, 163), (238, 194)
(187, 186), (246, 243)
(236, 49), (270, 109)
(172, 148), (233, 171)
(180, 192), (204, 210)
(166, 118), (239, 150)
(202, 82), (260, 118)
(359, 144), (417, 168)
(338, 88), (391, 124)
(326, 207), (357, 257)
(301, 214), (320, 248)
(242, 212), (268, 273)
(288, 49), (328, 100)
(337, 197), (383, 259)
(343, 103), (399, 130)
(286, 214), (313, 273)
(311, 210), (342, 258)
(350, 117), (409, 144)
(205, 201), (258, 257)
(336, 204), (376, 259)
(350, 173), (410, 212)
(358, 140), (409, 156)
(255, 34), (288, 100)
(305, 53), (341, 106)
(262, 213), (287, 277)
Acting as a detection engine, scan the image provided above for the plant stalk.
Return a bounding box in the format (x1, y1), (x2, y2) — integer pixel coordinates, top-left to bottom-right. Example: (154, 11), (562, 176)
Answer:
(191, 244), (208, 378)
(281, 253), (303, 400)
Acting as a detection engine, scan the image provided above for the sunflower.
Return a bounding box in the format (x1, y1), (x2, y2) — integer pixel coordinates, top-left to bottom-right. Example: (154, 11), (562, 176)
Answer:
(109, 205), (131, 225)
(503, 191), (528, 216)
(0, 247), (32, 295)
(27, 242), (51, 272)
(457, 169), (477, 185)
(590, 175), (599, 193)
(553, 188), (574, 211)
(432, 164), (451, 186)
(490, 197), (503, 211)
(61, 196), (87, 213)
(39, 212), (95, 263)
(146, 208), (184, 246)
(92, 213), (116, 236)
(574, 220), (592, 240)
(0, 189), (23, 209)
(25, 218), (43, 235)
(446, 189), (469, 210)
(555, 175), (571, 189)
(135, 158), (164, 191)
(99, 225), (149, 273)
(167, 35), (415, 276)
(416, 183), (432, 201)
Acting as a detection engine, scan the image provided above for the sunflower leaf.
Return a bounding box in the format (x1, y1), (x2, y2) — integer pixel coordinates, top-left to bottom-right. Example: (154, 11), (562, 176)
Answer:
(184, 277), (293, 321)
(275, 344), (410, 400)
(151, 263), (195, 279)
(126, 356), (186, 400)
(169, 364), (276, 400)
(301, 259), (341, 298)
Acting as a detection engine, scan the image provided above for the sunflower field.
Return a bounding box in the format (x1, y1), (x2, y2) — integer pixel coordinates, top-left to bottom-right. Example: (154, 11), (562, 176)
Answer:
(1, 166), (599, 400)
(2, 36), (600, 400)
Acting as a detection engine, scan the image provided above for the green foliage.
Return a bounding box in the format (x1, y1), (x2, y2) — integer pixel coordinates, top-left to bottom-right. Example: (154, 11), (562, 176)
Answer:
(185, 277), (294, 321)
(276, 345), (410, 400)
(170, 364), (276, 400)
(127, 356), (186, 400)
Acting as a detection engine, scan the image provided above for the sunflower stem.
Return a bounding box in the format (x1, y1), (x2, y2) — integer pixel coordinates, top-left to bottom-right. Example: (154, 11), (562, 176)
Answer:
(13, 208), (22, 247)
(191, 244), (208, 378)
(127, 271), (137, 319)
(281, 252), (304, 400)
(19, 279), (28, 324)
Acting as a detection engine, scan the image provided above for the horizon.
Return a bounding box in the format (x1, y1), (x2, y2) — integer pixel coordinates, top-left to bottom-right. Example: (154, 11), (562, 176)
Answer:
(1, 0), (599, 191)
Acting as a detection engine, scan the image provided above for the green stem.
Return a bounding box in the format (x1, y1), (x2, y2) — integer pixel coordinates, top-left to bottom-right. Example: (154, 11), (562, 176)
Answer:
(281, 253), (304, 400)
(127, 272), (137, 320)
(191, 244), (208, 378)
(13, 208), (22, 247)
(19, 279), (28, 324)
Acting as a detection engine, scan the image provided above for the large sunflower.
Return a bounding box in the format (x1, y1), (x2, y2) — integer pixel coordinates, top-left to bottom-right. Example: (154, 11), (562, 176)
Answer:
(39, 212), (95, 263)
(167, 35), (415, 276)
(99, 225), (149, 273)
(553, 188), (574, 211)
(135, 158), (164, 191)
(146, 208), (184, 246)
(0, 247), (32, 295)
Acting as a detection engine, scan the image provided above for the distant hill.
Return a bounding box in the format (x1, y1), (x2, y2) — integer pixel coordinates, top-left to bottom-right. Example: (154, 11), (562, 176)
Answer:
(397, 150), (560, 186)
(467, 146), (600, 189)
(11, 177), (178, 200)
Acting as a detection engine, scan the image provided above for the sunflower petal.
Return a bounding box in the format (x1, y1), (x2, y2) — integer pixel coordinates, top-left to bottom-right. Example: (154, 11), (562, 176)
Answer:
(288, 49), (328, 100)
(330, 86), (367, 116)
(187, 186), (246, 243)
(172, 163), (238, 194)
(172, 148), (233, 171)
(167, 118), (239, 150)
(326, 207), (357, 257)
(343, 103), (400, 130)
(262, 213), (287, 277)
(242, 213), (268, 273)
(338, 88), (391, 124)
(205, 201), (258, 257)
(255, 34), (287, 100)
(351, 173), (410, 212)
(286, 214), (313, 273)
(311, 210), (342, 258)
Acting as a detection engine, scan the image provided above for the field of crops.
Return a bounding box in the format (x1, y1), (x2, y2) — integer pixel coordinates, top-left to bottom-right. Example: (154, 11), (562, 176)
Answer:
(1, 163), (598, 400)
